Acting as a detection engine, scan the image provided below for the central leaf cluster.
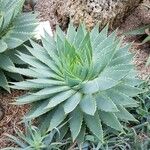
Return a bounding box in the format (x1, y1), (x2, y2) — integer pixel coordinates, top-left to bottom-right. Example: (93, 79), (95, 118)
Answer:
(56, 27), (94, 87)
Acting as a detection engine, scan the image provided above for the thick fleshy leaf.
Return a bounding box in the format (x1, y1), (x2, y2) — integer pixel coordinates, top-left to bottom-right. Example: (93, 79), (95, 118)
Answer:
(78, 32), (91, 51)
(80, 94), (96, 115)
(57, 123), (68, 140)
(30, 67), (63, 80)
(95, 93), (118, 112)
(110, 53), (134, 66)
(106, 89), (138, 107)
(69, 107), (83, 141)
(10, 79), (65, 90)
(67, 22), (76, 43)
(99, 64), (133, 81)
(0, 40), (8, 53)
(90, 23), (99, 43)
(74, 24), (85, 49)
(15, 93), (51, 104)
(0, 70), (9, 92)
(46, 90), (75, 108)
(17, 52), (47, 69)
(115, 105), (138, 122)
(10, 81), (53, 90)
(93, 40), (120, 75)
(25, 100), (50, 119)
(84, 111), (103, 142)
(81, 77), (117, 94)
(27, 78), (65, 86)
(56, 35), (65, 57)
(94, 30), (117, 54)
(10, 67), (42, 78)
(41, 36), (62, 69)
(33, 86), (70, 96)
(76, 124), (86, 145)
(43, 29), (56, 50)
(0, 54), (14, 72)
(56, 25), (65, 42)
(48, 105), (66, 131)
(114, 83), (142, 96)
(121, 77), (143, 86)
(26, 43), (61, 76)
(113, 44), (131, 58)
(64, 92), (82, 114)
(38, 111), (54, 134)
(92, 24), (109, 49)
(2, 13), (38, 49)
(99, 111), (123, 131)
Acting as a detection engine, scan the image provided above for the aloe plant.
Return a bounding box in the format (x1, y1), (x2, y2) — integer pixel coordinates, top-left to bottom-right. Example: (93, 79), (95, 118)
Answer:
(0, 0), (38, 91)
(126, 25), (150, 66)
(11, 23), (142, 143)
(2, 122), (68, 150)
(126, 25), (150, 44)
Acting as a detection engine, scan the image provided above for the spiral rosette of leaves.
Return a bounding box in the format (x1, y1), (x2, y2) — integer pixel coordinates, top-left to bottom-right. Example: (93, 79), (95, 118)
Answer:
(2, 122), (67, 150)
(0, 0), (38, 91)
(12, 23), (142, 143)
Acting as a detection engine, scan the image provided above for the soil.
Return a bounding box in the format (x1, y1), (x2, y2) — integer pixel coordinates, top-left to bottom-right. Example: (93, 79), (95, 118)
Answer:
(0, 0), (150, 148)
(119, 0), (150, 80)
(0, 90), (29, 148)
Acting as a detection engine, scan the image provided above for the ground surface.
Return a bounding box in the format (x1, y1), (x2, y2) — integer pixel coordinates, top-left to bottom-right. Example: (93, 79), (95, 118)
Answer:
(0, 0), (150, 148)
(120, 0), (150, 80)
(0, 90), (28, 148)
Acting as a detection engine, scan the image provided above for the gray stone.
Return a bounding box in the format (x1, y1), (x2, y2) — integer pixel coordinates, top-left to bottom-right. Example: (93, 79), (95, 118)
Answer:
(49, 0), (142, 30)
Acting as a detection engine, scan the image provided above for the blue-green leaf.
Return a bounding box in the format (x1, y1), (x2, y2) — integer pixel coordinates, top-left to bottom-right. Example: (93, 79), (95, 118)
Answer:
(69, 107), (83, 141)
(80, 94), (96, 115)
(96, 93), (118, 112)
(64, 92), (82, 114)
(84, 111), (103, 142)
(99, 111), (123, 131)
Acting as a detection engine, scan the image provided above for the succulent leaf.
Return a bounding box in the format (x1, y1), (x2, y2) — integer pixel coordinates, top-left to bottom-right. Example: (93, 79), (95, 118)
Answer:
(69, 106), (83, 141)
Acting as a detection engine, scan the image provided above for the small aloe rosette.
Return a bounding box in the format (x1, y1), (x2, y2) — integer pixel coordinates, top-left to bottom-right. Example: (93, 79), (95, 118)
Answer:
(0, 0), (38, 91)
(2, 122), (67, 150)
(12, 23), (142, 142)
